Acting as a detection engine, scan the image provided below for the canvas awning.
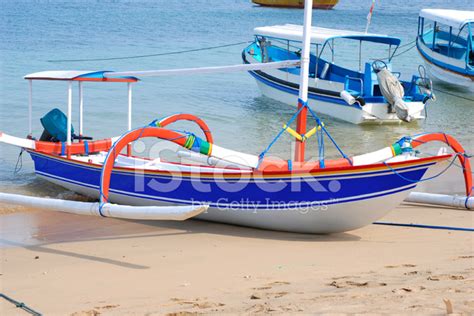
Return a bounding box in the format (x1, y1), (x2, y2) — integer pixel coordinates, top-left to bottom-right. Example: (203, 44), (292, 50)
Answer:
(420, 9), (474, 30)
(24, 70), (138, 82)
(254, 24), (401, 46)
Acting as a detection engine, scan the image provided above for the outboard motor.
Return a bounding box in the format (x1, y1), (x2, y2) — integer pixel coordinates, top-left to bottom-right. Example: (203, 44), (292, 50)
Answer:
(40, 108), (91, 142)
(372, 60), (411, 122)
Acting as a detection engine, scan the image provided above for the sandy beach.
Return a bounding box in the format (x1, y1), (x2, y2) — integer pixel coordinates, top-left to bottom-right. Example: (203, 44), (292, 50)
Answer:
(1, 202), (473, 315)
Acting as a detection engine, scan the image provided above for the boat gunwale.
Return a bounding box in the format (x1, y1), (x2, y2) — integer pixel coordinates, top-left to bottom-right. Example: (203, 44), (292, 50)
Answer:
(416, 39), (474, 79)
(27, 149), (452, 179)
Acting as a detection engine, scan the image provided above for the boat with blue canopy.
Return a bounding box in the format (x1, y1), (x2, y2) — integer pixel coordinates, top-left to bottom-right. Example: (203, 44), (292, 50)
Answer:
(416, 9), (474, 90)
(243, 24), (435, 124)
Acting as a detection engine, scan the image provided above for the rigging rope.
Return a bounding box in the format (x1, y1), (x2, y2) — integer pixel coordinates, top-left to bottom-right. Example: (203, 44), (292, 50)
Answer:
(391, 43), (417, 58)
(383, 153), (460, 184)
(13, 148), (24, 175)
(432, 88), (474, 102)
(257, 99), (348, 166)
(373, 222), (474, 232)
(47, 41), (250, 63)
(0, 293), (42, 316)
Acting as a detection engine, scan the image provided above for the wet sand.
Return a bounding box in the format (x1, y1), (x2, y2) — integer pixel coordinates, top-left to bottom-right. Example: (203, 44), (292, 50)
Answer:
(0, 203), (473, 315)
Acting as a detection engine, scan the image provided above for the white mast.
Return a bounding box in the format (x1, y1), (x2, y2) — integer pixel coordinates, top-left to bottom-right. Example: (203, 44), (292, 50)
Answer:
(298, 0), (313, 105)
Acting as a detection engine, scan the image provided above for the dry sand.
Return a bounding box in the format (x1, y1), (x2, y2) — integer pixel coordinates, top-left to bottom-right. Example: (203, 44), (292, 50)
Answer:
(0, 203), (473, 315)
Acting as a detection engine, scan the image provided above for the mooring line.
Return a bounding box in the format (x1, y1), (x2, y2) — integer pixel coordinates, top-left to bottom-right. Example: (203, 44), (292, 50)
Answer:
(432, 88), (474, 102)
(373, 222), (474, 232)
(47, 41), (251, 63)
(0, 293), (42, 316)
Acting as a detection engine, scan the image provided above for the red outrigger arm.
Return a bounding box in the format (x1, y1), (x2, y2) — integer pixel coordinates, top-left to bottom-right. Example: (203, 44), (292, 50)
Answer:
(99, 127), (188, 204)
(412, 133), (472, 197)
(156, 113), (214, 143)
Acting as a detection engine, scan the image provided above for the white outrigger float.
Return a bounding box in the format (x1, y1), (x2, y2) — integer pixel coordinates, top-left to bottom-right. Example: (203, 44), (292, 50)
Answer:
(243, 24), (436, 124)
(0, 0), (472, 233)
(416, 9), (474, 90)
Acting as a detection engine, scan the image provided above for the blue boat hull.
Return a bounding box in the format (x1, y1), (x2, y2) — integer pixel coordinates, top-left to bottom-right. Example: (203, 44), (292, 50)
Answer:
(30, 151), (439, 233)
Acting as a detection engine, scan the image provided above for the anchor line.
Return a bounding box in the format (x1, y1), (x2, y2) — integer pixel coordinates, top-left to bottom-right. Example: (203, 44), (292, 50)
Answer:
(432, 88), (474, 102)
(13, 148), (24, 175)
(0, 293), (42, 316)
(47, 41), (251, 63)
(373, 222), (474, 232)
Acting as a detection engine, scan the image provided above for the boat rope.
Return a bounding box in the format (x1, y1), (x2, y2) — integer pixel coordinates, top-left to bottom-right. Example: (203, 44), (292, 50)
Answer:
(452, 161), (474, 174)
(47, 41), (251, 63)
(397, 39), (417, 49)
(258, 100), (348, 167)
(418, 151), (473, 175)
(383, 153), (460, 184)
(258, 105), (306, 166)
(13, 148), (24, 175)
(432, 88), (474, 102)
(305, 105), (351, 163)
(391, 43), (417, 58)
(373, 43), (417, 61)
(0, 293), (42, 316)
(373, 222), (474, 232)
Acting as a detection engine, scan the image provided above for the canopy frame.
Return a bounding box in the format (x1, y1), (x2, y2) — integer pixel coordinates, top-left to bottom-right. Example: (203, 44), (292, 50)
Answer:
(25, 71), (137, 158)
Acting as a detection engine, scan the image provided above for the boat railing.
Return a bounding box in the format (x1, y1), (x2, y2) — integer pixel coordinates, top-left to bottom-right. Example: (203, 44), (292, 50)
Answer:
(344, 76), (364, 96)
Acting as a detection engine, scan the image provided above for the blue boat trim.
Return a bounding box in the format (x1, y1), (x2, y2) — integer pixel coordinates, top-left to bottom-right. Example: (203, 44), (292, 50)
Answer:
(30, 151), (432, 211)
(242, 52), (361, 108)
(416, 41), (474, 77)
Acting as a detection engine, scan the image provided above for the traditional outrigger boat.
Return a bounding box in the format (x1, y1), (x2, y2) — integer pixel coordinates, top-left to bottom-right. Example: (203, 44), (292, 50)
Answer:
(416, 9), (474, 90)
(0, 0), (472, 233)
(243, 24), (435, 124)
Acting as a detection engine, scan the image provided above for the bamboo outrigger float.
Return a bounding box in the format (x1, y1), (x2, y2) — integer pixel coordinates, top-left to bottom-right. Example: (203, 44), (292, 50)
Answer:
(0, 0), (472, 233)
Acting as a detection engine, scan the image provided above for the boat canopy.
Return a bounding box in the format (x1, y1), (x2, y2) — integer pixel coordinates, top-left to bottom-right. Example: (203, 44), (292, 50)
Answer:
(420, 9), (474, 30)
(24, 70), (138, 82)
(254, 24), (401, 46)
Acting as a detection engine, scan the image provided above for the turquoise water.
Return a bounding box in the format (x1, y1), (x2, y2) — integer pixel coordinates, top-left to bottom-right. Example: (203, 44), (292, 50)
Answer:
(0, 0), (473, 196)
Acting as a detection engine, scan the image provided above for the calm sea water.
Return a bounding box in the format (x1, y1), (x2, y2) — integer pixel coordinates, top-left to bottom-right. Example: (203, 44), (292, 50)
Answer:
(0, 0), (473, 197)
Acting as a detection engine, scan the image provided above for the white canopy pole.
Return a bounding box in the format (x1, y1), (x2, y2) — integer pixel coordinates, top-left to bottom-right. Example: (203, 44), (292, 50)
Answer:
(104, 60), (300, 78)
(28, 79), (32, 136)
(67, 81), (72, 153)
(78, 81), (83, 136)
(127, 82), (132, 131)
(126, 82), (133, 156)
